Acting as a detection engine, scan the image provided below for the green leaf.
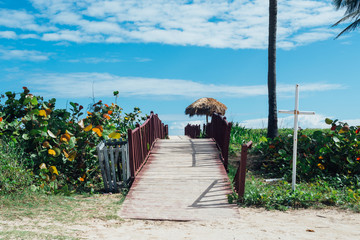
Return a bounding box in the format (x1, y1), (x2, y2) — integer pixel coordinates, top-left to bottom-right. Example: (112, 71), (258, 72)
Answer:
(325, 118), (333, 125)
(23, 98), (31, 105)
(319, 147), (327, 154)
(22, 134), (29, 140)
(333, 137), (340, 143)
(30, 97), (38, 106)
(259, 136), (268, 142)
(30, 129), (41, 136)
(30, 109), (40, 116)
(278, 149), (286, 156)
(24, 115), (32, 121)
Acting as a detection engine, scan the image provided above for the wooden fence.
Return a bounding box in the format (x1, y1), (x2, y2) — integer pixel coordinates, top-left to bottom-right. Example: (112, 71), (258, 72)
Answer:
(96, 140), (130, 193)
(206, 113), (232, 170)
(233, 141), (253, 199)
(127, 111), (168, 179)
(184, 124), (201, 138)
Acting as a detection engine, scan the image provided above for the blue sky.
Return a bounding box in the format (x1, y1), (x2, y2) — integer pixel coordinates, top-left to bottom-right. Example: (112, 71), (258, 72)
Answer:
(0, 0), (359, 135)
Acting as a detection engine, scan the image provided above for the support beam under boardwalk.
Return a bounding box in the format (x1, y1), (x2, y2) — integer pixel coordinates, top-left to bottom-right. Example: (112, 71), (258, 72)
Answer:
(119, 136), (239, 221)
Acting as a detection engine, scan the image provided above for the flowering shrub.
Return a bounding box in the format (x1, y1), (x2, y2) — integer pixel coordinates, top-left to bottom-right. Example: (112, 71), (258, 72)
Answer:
(253, 119), (360, 184)
(0, 87), (146, 193)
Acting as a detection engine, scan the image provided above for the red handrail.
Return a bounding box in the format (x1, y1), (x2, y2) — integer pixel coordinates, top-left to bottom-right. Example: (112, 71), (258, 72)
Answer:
(233, 141), (252, 200)
(184, 124), (201, 138)
(128, 112), (167, 180)
(206, 113), (232, 170)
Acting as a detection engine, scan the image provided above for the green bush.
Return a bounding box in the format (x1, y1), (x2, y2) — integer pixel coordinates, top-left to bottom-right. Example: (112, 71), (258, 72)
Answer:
(0, 87), (146, 192)
(250, 119), (360, 187)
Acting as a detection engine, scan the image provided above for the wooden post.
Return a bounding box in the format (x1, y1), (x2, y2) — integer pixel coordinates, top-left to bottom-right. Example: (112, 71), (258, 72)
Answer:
(238, 141), (252, 200)
(127, 128), (136, 180)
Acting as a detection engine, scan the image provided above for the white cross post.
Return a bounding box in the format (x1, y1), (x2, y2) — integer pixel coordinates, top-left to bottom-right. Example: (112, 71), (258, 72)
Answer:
(279, 84), (315, 191)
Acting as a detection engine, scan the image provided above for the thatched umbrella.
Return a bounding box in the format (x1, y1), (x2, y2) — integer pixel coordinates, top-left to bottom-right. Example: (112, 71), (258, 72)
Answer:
(185, 97), (227, 124)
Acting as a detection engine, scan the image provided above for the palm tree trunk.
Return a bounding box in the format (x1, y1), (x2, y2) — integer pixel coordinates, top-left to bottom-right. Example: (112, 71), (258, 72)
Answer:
(267, 0), (278, 138)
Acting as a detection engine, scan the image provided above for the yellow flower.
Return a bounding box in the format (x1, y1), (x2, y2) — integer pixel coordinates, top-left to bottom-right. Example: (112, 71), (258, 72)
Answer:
(108, 132), (121, 139)
(48, 149), (56, 156)
(319, 156), (324, 160)
(84, 124), (92, 132)
(39, 110), (47, 117)
(49, 166), (59, 175)
(68, 151), (76, 161)
(60, 133), (71, 142)
(317, 163), (325, 170)
(92, 127), (102, 137)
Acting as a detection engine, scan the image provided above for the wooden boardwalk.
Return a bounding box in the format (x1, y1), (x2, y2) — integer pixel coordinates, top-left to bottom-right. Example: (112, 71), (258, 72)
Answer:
(119, 136), (239, 221)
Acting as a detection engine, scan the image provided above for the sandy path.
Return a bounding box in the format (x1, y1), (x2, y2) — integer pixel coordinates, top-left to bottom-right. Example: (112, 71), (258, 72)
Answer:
(81, 208), (360, 240)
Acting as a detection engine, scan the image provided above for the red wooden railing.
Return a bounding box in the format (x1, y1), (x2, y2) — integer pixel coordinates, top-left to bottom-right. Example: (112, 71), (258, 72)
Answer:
(127, 111), (168, 180)
(233, 141), (252, 200)
(184, 124), (201, 138)
(206, 113), (232, 170)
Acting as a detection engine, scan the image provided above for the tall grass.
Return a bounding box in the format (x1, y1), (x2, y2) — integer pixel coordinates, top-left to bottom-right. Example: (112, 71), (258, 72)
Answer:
(0, 138), (33, 195)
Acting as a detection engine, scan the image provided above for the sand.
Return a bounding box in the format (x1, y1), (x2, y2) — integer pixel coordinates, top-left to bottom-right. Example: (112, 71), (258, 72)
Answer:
(1, 205), (359, 239)
(82, 208), (360, 240)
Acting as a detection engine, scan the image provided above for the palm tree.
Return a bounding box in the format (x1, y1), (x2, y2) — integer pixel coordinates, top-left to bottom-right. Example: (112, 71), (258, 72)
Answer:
(267, 0), (278, 138)
(333, 0), (360, 38)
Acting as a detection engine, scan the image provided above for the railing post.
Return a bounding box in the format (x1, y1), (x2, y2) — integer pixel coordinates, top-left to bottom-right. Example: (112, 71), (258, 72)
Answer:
(237, 141), (252, 200)
(223, 119), (232, 171)
(127, 128), (136, 180)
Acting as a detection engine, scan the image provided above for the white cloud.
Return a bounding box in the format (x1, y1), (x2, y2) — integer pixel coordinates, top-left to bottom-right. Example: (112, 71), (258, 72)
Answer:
(19, 33), (40, 39)
(240, 114), (330, 129)
(23, 72), (344, 99)
(169, 120), (204, 135)
(342, 119), (360, 126)
(0, 49), (49, 61)
(239, 114), (360, 129)
(170, 120), (204, 131)
(0, 9), (54, 32)
(67, 57), (122, 64)
(0, 0), (349, 49)
(0, 31), (16, 39)
(134, 57), (152, 62)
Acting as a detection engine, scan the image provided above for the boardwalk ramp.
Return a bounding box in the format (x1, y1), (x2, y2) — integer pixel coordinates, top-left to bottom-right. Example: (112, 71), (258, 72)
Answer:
(119, 136), (239, 221)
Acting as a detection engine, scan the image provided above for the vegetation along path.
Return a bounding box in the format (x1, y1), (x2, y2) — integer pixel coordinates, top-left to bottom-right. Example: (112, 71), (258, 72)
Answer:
(120, 136), (239, 221)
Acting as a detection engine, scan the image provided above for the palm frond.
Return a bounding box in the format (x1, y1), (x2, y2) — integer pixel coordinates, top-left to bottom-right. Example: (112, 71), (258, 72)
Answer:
(333, 0), (360, 13)
(334, 18), (360, 38)
(333, 0), (345, 10)
(332, 9), (360, 27)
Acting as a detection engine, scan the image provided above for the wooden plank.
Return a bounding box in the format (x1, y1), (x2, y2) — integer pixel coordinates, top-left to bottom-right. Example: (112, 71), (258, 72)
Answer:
(109, 146), (118, 192)
(96, 142), (109, 192)
(119, 136), (239, 221)
(103, 147), (113, 191)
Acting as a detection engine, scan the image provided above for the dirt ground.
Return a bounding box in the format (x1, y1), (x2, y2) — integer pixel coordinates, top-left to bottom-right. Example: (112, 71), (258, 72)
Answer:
(1, 207), (359, 240)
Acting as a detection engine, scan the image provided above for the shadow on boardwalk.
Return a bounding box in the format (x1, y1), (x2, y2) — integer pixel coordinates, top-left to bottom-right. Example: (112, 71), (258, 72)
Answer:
(119, 136), (239, 221)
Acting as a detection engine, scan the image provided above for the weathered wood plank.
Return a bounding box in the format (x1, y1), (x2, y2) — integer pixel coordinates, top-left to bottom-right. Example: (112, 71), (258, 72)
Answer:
(119, 136), (239, 221)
